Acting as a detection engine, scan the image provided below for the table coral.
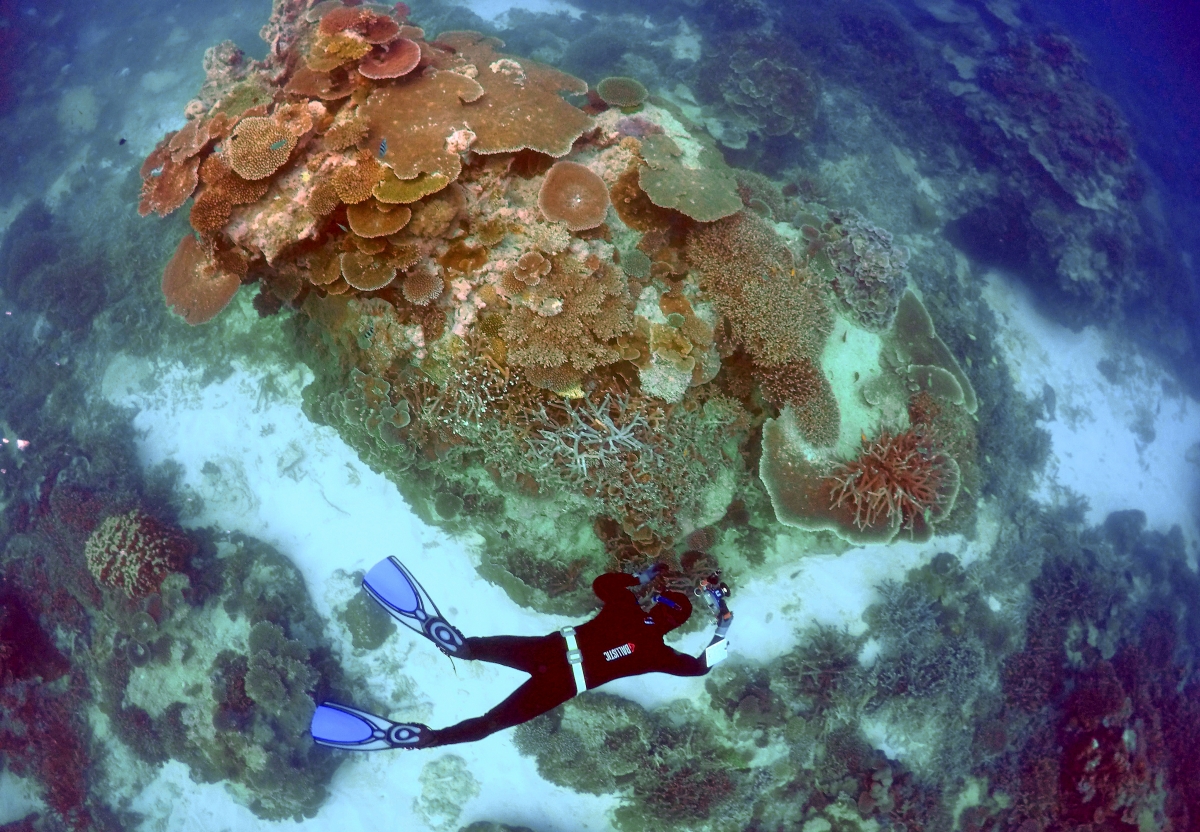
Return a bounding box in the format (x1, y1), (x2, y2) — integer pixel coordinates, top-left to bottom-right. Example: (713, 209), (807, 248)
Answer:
(161, 233), (244, 325)
(538, 161), (611, 231)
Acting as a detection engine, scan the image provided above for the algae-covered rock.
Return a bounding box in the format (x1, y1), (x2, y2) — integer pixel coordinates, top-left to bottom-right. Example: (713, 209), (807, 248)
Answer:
(339, 590), (396, 650)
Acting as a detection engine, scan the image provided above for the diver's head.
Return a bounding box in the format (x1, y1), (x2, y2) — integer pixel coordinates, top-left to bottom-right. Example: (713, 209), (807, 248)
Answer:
(647, 591), (692, 631)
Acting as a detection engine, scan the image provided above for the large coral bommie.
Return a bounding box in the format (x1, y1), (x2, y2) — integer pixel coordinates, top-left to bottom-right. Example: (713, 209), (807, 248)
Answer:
(140, 0), (979, 573)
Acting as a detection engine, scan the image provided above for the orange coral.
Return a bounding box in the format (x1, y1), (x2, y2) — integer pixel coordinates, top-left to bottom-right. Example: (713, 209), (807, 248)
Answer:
(190, 190), (232, 233)
(359, 37), (420, 79)
(538, 161), (610, 231)
(829, 428), (959, 538)
(161, 234), (242, 324)
(225, 116), (297, 180)
(138, 154), (200, 218)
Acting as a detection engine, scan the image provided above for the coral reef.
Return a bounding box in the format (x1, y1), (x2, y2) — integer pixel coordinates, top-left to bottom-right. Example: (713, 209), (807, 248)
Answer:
(135, 0), (982, 598)
(84, 508), (194, 598)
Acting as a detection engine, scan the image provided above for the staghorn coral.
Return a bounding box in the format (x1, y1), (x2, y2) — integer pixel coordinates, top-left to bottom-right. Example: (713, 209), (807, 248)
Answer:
(84, 509), (194, 598)
(829, 428), (959, 539)
(537, 161), (611, 231)
(760, 407), (960, 545)
(687, 210), (831, 366)
(756, 358), (840, 447)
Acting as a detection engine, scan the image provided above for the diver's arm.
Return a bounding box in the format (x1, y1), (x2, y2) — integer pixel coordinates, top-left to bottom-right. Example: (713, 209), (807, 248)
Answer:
(700, 594), (733, 668)
(591, 571), (641, 602)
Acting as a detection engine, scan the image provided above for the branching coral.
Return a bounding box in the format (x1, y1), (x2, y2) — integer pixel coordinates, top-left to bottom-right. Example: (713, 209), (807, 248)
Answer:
(687, 210), (831, 366)
(829, 428), (959, 538)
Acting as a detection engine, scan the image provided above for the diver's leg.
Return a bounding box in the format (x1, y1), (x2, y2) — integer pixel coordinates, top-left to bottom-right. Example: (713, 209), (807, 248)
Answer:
(427, 667), (576, 747)
(461, 634), (559, 673)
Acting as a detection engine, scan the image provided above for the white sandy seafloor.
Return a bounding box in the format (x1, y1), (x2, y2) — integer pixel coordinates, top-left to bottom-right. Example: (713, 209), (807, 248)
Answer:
(4, 264), (1194, 831)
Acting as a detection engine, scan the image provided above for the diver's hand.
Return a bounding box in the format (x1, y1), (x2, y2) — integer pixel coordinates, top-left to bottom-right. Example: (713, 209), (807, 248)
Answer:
(634, 562), (667, 585)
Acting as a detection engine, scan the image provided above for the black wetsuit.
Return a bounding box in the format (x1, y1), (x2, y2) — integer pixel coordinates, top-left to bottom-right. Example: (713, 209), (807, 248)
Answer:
(428, 572), (709, 747)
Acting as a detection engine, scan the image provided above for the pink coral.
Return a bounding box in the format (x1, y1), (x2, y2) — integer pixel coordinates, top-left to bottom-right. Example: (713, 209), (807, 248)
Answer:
(828, 428), (955, 535)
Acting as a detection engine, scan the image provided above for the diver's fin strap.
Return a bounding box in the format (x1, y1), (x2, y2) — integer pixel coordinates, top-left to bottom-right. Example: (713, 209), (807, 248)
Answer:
(310, 702), (430, 751)
(362, 556), (470, 658)
(560, 626), (587, 695)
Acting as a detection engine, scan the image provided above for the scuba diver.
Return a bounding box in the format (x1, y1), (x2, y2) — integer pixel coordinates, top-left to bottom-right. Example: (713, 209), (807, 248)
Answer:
(310, 555), (733, 750)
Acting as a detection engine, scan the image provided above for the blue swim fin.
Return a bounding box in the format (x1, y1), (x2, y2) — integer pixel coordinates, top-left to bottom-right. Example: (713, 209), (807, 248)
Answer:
(310, 701), (433, 750)
(362, 556), (470, 658)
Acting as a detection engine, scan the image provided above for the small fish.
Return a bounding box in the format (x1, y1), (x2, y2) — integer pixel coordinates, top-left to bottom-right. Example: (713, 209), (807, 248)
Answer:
(378, 138), (387, 159)
(269, 138), (288, 152)
(118, 137), (126, 145)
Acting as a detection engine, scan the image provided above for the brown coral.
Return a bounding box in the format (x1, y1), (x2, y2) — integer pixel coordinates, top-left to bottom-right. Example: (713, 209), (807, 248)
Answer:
(402, 268), (444, 306)
(347, 200), (412, 237)
(638, 135), (741, 222)
(138, 154), (200, 217)
(285, 66), (355, 100)
(538, 161), (610, 231)
(359, 37), (420, 79)
(687, 211), (831, 365)
(362, 70), (483, 183)
(226, 116), (297, 180)
(340, 250), (397, 291)
(332, 152), (383, 203)
(323, 114), (369, 151)
(319, 4), (399, 44)
(432, 31), (592, 157)
(757, 358), (840, 447)
(514, 251), (552, 285)
(162, 234), (242, 324)
(596, 76), (648, 109)
(168, 118), (212, 162)
(502, 257), (633, 373)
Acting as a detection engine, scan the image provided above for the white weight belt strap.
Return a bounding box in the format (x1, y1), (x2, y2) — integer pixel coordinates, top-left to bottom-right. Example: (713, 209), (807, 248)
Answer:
(560, 626), (587, 694)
